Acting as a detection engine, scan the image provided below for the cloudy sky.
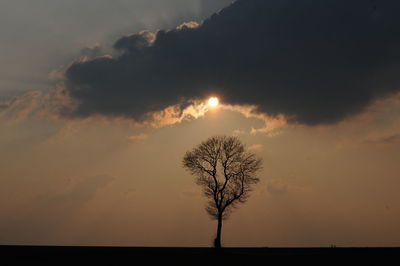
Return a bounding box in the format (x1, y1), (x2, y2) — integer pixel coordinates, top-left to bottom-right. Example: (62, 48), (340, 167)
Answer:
(1, 0), (400, 247)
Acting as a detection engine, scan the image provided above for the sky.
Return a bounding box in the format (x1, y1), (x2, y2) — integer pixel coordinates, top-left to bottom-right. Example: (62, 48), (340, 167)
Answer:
(1, 0), (400, 247)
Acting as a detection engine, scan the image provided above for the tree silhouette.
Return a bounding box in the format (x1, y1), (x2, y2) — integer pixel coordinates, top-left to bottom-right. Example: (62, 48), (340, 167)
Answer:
(182, 136), (262, 248)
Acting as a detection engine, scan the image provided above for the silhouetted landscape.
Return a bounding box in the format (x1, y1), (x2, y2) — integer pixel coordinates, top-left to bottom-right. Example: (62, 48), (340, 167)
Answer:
(2, 246), (399, 263)
(1, 0), (400, 259)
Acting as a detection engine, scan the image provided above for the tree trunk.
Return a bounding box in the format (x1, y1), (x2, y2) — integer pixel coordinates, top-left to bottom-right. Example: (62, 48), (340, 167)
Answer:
(214, 214), (223, 248)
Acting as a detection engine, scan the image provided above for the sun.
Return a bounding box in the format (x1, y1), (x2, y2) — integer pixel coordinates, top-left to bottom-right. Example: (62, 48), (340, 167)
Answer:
(208, 97), (219, 108)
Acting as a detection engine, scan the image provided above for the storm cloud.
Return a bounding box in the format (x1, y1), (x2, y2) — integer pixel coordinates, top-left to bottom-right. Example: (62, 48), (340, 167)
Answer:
(64, 0), (400, 125)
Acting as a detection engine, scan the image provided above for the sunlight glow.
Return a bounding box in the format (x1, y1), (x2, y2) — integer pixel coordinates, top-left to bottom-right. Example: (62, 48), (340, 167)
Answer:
(208, 97), (219, 108)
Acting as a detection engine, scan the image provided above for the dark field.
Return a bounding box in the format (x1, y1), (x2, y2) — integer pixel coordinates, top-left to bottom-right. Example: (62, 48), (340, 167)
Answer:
(2, 246), (399, 264)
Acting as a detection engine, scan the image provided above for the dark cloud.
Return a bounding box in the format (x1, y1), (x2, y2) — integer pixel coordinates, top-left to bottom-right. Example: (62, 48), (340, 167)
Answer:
(113, 31), (156, 53)
(64, 0), (400, 125)
(199, 0), (233, 17)
(80, 43), (103, 59)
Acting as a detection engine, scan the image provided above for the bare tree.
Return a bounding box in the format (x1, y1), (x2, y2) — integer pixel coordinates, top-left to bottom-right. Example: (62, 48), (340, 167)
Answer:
(182, 136), (262, 248)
